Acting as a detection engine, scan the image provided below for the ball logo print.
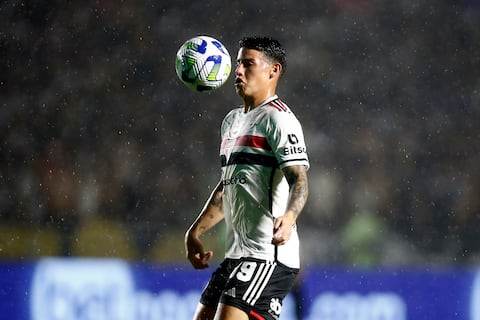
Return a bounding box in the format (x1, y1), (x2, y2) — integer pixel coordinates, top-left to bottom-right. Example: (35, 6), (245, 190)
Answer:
(175, 35), (231, 92)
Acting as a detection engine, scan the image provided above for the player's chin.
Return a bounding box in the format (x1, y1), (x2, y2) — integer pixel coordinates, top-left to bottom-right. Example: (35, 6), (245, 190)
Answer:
(234, 84), (245, 95)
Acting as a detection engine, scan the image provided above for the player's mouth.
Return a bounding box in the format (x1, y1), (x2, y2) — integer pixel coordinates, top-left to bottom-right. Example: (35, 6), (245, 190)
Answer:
(234, 78), (244, 86)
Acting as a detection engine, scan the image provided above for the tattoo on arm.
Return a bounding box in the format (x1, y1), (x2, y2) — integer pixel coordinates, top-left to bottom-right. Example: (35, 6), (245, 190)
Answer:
(210, 184), (223, 211)
(283, 165), (309, 218)
(189, 181), (224, 237)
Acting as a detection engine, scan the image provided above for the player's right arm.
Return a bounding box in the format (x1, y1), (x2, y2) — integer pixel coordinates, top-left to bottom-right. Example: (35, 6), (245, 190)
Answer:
(185, 180), (224, 269)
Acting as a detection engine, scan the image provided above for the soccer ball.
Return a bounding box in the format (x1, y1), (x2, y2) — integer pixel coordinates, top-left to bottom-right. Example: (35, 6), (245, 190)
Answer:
(175, 35), (232, 92)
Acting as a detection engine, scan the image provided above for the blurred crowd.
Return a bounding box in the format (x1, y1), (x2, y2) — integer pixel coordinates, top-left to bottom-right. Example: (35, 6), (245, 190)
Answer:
(1, 0), (479, 266)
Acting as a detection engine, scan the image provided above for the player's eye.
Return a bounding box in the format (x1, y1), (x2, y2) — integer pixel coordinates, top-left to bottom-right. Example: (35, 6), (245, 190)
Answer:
(235, 59), (254, 71)
(243, 60), (254, 67)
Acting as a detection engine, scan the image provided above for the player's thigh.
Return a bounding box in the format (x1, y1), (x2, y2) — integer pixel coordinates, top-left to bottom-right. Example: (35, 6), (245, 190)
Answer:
(214, 303), (249, 320)
(193, 302), (216, 320)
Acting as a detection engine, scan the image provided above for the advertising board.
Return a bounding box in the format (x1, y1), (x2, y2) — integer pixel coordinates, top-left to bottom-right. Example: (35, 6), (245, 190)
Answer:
(0, 259), (478, 320)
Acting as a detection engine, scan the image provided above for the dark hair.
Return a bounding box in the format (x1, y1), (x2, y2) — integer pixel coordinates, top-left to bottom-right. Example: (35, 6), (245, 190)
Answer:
(238, 36), (286, 74)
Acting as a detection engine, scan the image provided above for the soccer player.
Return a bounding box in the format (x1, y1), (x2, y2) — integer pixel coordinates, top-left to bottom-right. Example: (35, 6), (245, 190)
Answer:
(185, 36), (309, 320)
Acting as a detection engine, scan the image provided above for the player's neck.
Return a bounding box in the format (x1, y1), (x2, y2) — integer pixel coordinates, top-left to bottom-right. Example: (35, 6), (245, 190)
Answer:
(243, 91), (277, 113)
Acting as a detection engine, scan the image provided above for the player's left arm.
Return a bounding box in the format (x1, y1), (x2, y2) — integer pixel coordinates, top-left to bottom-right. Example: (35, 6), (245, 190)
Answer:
(272, 164), (309, 245)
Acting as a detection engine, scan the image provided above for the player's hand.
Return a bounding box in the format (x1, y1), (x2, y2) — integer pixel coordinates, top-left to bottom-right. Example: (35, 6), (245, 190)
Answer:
(185, 234), (213, 269)
(272, 214), (295, 246)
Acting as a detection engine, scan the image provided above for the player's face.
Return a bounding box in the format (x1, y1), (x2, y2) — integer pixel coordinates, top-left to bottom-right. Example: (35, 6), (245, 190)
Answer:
(234, 48), (274, 100)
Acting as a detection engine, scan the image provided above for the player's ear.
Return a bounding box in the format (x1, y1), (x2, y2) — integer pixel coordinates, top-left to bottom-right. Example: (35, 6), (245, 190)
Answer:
(270, 63), (282, 78)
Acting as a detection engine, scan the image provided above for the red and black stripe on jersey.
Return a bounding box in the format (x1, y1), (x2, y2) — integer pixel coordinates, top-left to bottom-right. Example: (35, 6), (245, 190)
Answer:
(221, 135), (277, 168)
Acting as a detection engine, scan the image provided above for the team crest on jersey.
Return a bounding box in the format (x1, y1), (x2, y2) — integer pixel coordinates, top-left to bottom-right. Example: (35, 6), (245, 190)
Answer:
(223, 110), (243, 139)
(229, 118), (241, 137)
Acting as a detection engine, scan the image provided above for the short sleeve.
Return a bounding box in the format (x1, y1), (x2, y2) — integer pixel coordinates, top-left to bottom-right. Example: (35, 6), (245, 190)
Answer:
(266, 108), (309, 170)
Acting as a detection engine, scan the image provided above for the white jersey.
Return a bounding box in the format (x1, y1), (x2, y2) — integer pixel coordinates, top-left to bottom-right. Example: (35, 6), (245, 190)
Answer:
(220, 95), (309, 268)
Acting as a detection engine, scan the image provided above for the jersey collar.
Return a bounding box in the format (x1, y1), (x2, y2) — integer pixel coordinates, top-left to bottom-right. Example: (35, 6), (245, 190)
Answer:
(246, 95), (278, 112)
(259, 95), (278, 107)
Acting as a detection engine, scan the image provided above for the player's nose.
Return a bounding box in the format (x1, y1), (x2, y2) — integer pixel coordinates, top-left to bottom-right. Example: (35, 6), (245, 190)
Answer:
(235, 63), (244, 75)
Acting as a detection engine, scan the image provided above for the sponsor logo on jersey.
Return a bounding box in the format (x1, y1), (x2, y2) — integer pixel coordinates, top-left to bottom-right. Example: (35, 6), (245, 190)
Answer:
(287, 134), (299, 144)
(222, 175), (247, 186)
(268, 297), (282, 319)
(283, 145), (307, 155)
(224, 287), (236, 298)
(283, 133), (306, 156)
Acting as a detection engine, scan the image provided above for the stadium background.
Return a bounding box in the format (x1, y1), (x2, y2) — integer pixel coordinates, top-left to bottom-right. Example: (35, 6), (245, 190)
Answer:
(1, 1), (479, 318)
